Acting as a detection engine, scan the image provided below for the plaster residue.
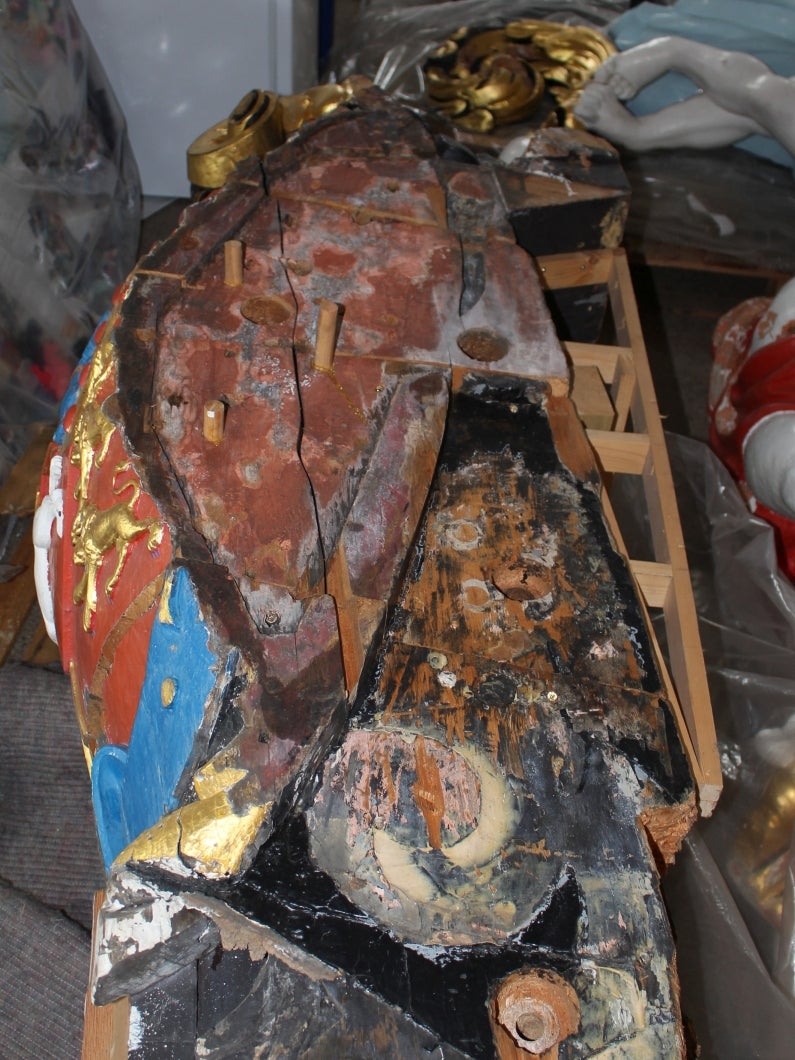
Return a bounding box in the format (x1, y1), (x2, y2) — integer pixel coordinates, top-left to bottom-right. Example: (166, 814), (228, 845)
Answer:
(685, 192), (736, 237)
(128, 1005), (144, 1050)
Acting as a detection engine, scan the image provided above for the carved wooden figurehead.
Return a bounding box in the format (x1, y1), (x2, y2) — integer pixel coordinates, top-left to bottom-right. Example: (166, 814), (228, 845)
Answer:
(36, 89), (698, 1057)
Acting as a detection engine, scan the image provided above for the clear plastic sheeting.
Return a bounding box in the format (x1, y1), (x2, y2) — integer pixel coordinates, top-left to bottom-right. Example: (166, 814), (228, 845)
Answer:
(331, 0), (795, 275)
(663, 831), (795, 1059)
(615, 433), (795, 1054)
(330, 1), (632, 101)
(0, 1), (141, 482)
(609, 0), (795, 271)
(622, 146), (795, 274)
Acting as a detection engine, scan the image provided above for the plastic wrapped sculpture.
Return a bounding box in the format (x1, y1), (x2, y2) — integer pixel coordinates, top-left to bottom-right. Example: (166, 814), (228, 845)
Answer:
(710, 277), (795, 581)
(34, 88), (696, 1056)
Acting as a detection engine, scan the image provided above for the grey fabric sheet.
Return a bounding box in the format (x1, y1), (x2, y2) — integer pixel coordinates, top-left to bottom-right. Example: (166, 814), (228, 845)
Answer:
(0, 881), (90, 1059)
(0, 663), (104, 1057)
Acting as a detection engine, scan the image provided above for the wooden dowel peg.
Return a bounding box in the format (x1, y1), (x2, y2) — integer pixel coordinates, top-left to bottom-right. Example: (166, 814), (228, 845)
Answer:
(314, 299), (340, 371)
(203, 399), (226, 444)
(224, 240), (244, 286)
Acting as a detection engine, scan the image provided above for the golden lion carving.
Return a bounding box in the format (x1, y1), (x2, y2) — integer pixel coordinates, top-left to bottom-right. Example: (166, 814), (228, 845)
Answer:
(72, 464), (164, 631)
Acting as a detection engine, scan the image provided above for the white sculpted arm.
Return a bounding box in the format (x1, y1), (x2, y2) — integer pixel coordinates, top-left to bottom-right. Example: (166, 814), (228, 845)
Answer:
(576, 36), (795, 157)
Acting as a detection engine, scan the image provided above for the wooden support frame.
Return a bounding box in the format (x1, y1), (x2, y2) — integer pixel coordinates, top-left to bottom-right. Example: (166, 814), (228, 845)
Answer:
(82, 893), (130, 1059)
(537, 247), (722, 814)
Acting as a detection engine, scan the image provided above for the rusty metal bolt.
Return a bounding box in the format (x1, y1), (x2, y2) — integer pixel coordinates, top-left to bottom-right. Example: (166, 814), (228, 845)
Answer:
(492, 969), (579, 1056)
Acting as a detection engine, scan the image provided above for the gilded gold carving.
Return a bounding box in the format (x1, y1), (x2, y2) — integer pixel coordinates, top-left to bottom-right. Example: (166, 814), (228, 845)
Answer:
(160, 678), (177, 707)
(68, 312), (165, 631)
(193, 760), (250, 799)
(72, 462), (164, 630)
(279, 77), (372, 137)
(158, 569), (176, 626)
(119, 764), (271, 878)
(423, 21), (616, 132)
(187, 89), (283, 189)
(187, 78), (372, 189)
(70, 315), (118, 505)
(178, 795), (268, 875)
(731, 766), (795, 925)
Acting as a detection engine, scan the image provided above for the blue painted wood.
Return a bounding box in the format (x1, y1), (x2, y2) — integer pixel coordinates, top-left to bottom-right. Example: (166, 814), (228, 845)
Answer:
(91, 745), (129, 868)
(93, 565), (218, 866)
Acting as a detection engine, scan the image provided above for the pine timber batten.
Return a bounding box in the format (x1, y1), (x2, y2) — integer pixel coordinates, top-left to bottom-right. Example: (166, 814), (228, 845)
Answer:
(609, 347), (637, 433)
(586, 429), (650, 474)
(570, 365), (616, 431)
(558, 248), (720, 813)
(598, 485), (706, 808)
(82, 893), (130, 1059)
(535, 248), (615, 289)
(629, 559), (673, 610)
(563, 341), (627, 384)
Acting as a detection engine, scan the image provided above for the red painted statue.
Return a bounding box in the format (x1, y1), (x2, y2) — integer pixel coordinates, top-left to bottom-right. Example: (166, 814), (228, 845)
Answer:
(710, 277), (795, 580)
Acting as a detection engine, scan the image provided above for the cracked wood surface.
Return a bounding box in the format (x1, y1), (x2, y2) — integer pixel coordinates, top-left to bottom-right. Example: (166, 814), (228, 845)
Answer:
(40, 91), (696, 1057)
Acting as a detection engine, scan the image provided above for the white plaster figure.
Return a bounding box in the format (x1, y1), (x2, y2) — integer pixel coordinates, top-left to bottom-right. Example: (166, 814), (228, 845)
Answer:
(33, 454), (64, 643)
(744, 413), (795, 521)
(742, 276), (795, 522)
(710, 272), (795, 578)
(750, 275), (795, 355)
(575, 36), (795, 158)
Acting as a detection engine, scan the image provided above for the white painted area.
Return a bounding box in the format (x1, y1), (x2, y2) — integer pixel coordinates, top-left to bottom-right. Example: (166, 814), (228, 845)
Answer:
(743, 412), (795, 519)
(128, 1006), (144, 1050)
(32, 455), (64, 644)
(685, 192), (736, 237)
(93, 878), (189, 987)
(72, 0), (319, 196)
(750, 275), (795, 354)
(439, 745), (518, 870)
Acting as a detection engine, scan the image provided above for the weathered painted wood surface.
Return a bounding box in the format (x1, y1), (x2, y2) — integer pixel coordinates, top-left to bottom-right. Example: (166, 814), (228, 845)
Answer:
(34, 89), (700, 1057)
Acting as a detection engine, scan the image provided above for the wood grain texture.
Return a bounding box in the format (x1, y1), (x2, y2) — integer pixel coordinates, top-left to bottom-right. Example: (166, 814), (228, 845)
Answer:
(82, 893), (129, 1059)
(607, 251), (721, 810)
